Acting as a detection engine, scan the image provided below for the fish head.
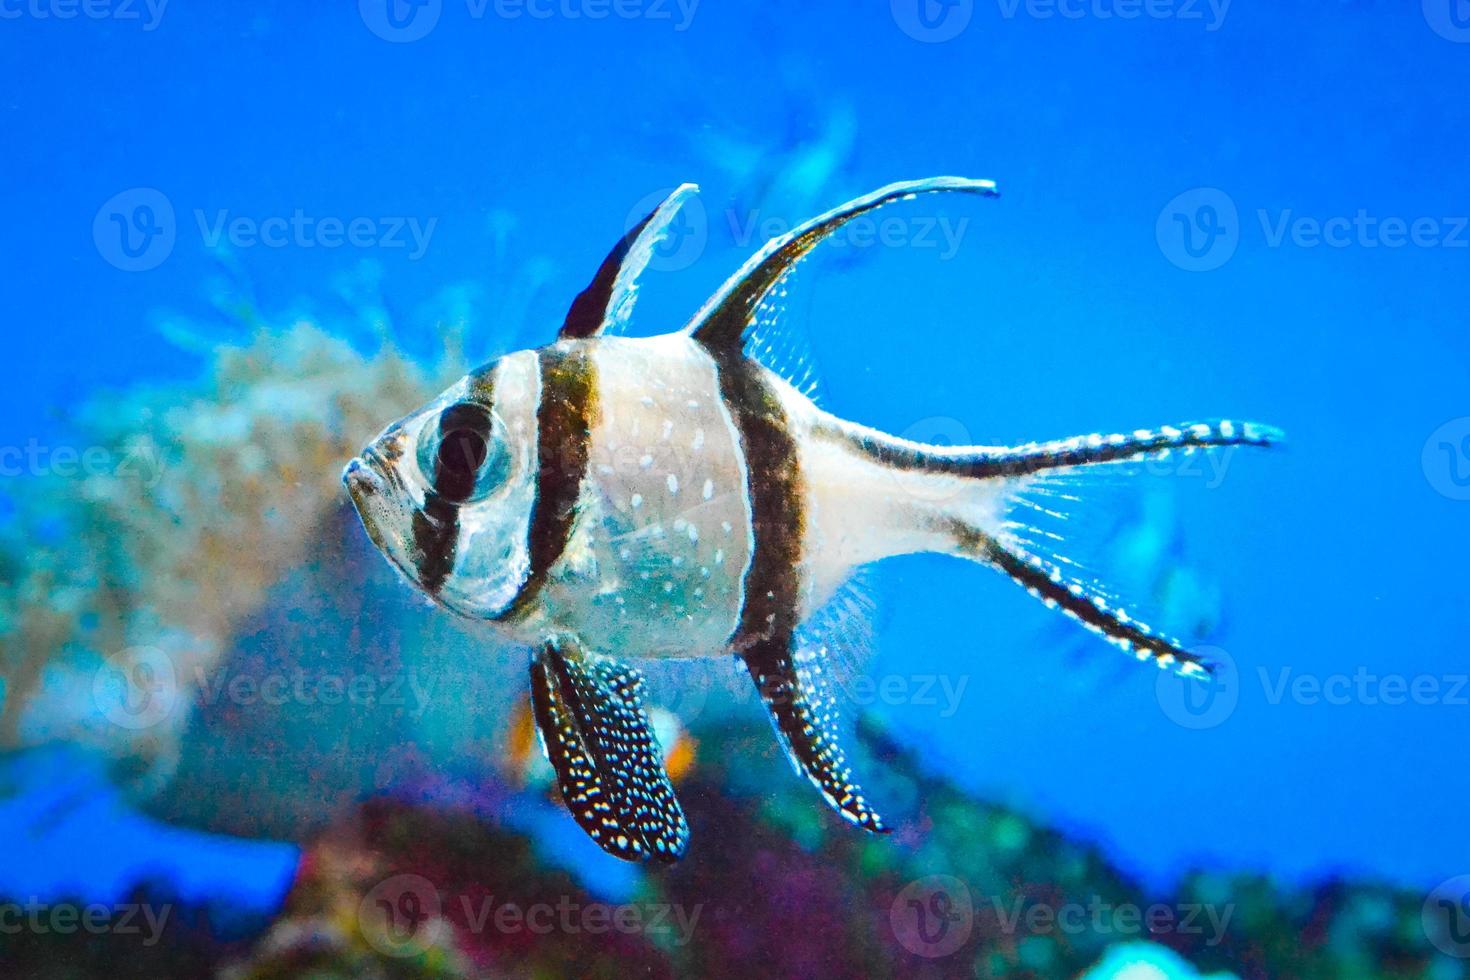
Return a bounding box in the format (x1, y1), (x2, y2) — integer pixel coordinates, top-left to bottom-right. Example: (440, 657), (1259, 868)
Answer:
(343, 352), (541, 620)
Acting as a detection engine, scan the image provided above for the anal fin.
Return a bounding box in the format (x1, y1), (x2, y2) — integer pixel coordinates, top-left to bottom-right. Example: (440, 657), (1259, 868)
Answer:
(529, 641), (690, 863)
(743, 638), (889, 834)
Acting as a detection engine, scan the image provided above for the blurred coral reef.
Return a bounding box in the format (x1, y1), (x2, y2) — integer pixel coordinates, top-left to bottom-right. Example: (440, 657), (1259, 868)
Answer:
(1, 317), (436, 789)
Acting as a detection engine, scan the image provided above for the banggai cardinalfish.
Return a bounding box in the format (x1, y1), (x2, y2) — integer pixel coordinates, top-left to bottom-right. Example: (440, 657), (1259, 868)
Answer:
(344, 177), (1281, 862)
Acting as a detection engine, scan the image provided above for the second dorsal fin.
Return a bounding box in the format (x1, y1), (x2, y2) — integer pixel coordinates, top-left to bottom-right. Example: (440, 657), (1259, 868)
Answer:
(559, 183), (698, 339)
(686, 176), (999, 353)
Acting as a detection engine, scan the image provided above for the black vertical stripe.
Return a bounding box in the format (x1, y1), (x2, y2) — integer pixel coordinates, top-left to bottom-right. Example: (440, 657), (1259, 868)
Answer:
(702, 346), (888, 832)
(431, 402), (494, 503)
(497, 343), (599, 622)
(412, 382), (496, 594)
(701, 345), (805, 655)
(412, 494), (460, 594)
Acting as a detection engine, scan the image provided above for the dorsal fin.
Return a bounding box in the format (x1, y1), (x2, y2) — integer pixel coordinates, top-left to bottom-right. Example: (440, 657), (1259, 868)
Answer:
(559, 183), (698, 339)
(685, 176), (999, 352)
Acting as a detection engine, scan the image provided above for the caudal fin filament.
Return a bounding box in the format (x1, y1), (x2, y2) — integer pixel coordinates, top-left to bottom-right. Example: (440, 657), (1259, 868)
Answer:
(828, 418), (1283, 482)
(951, 522), (1216, 679)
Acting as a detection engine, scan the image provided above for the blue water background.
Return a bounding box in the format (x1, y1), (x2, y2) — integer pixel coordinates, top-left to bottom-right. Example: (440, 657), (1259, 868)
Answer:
(1, 0), (1465, 897)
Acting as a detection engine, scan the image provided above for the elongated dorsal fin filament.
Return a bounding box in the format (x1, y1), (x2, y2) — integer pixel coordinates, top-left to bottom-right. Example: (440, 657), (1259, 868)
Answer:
(687, 176), (999, 352)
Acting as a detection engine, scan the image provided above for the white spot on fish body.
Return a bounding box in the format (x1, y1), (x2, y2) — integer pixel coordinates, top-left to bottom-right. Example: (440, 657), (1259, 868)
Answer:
(667, 474), (679, 494)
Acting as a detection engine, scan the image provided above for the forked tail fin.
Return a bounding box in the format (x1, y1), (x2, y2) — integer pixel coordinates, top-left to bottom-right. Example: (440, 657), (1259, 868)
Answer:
(826, 417), (1283, 678)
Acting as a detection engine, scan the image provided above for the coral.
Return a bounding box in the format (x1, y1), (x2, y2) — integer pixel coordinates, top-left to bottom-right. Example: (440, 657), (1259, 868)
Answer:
(0, 318), (441, 790)
(7, 719), (1450, 979)
(1081, 942), (1239, 980)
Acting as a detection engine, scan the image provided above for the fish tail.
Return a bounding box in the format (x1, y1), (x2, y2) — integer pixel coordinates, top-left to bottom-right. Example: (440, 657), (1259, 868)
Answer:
(950, 522), (1215, 678)
(817, 416), (1281, 676)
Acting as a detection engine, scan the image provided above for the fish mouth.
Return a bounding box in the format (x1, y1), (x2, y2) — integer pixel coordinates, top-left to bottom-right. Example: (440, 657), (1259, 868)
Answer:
(343, 454), (383, 506)
(342, 452), (402, 559)
(342, 450), (443, 599)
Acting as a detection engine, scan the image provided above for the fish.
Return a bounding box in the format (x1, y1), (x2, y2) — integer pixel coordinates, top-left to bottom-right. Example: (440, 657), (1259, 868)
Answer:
(343, 177), (1283, 863)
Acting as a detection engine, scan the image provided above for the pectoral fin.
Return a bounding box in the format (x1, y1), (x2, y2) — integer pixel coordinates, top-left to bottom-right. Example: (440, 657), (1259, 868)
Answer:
(743, 638), (889, 834)
(528, 641), (689, 862)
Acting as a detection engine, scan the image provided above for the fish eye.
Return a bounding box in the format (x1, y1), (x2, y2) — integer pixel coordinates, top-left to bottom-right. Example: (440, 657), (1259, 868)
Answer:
(419, 402), (507, 503)
(438, 427), (488, 479)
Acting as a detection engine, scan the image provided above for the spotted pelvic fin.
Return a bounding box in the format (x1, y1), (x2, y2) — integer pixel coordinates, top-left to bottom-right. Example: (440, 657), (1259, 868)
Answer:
(743, 636), (889, 834)
(686, 176), (1000, 352)
(559, 183), (699, 339)
(528, 641), (689, 863)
